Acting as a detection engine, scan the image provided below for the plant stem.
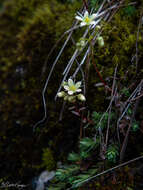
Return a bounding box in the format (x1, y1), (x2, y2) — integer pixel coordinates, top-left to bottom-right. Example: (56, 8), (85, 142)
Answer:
(91, 47), (112, 92)
(82, 0), (88, 11)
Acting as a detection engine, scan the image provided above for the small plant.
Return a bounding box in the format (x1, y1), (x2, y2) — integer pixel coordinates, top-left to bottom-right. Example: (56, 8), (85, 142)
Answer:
(132, 122), (139, 132)
(92, 111), (115, 130)
(106, 145), (119, 163)
(49, 136), (100, 189)
(80, 137), (99, 152)
(121, 87), (130, 97)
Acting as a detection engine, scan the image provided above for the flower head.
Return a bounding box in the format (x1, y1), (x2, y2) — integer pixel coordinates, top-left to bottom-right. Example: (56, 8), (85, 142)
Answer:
(57, 78), (86, 103)
(75, 11), (97, 27)
(63, 79), (82, 95)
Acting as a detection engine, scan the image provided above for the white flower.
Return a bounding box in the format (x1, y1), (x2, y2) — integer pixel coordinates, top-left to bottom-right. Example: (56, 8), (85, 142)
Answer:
(63, 79), (82, 95)
(75, 11), (97, 27)
(77, 94), (86, 101)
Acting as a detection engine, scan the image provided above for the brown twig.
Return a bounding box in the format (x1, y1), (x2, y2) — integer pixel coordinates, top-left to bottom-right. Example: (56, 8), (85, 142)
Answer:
(130, 92), (143, 102)
(82, 0), (88, 11)
(119, 81), (143, 162)
(120, 98), (140, 162)
(91, 48), (112, 92)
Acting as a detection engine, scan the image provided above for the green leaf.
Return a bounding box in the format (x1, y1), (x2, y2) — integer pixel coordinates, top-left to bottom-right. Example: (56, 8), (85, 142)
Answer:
(123, 5), (136, 17)
(127, 108), (132, 115)
(80, 151), (91, 159)
(80, 138), (97, 151)
(92, 111), (101, 122)
(86, 168), (98, 175)
(68, 176), (77, 184)
(132, 122), (139, 132)
(121, 87), (130, 97)
(68, 152), (81, 162)
(66, 165), (80, 173)
(106, 145), (119, 163)
(48, 182), (66, 190)
(72, 174), (90, 188)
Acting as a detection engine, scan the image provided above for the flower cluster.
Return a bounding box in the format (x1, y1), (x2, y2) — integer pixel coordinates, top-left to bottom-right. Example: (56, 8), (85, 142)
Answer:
(57, 79), (86, 103)
(75, 11), (97, 27)
(106, 146), (119, 163)
(75, 11), (104, 47)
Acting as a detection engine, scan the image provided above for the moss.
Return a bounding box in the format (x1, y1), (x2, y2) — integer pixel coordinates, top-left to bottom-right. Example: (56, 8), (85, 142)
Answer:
(41, 148), (56, 171)
(0, 0), (80, 182)
(86, 7), (143, 111)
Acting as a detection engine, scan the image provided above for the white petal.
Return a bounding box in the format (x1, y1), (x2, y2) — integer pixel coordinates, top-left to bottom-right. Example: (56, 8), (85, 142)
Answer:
(80, 22), (87, 27)
(90, 21), (96, 25)
(76, 89), (82, 92)
(77, 11), (83, 18)
(75, 81), (81, 88)
(68, 79), (74, 86)
(84, 11), (89, 18)
(75, 16), (83, 21)
(68, 91), (74, 95)
(64, 85), (69, 91)
(90, 13), (97, 20)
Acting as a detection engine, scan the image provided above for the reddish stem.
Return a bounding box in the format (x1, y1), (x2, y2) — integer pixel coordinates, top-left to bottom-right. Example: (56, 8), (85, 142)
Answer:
(82, 0), (88, 11)
(93, 61), (107, 87)
(91, 49), (112, 92)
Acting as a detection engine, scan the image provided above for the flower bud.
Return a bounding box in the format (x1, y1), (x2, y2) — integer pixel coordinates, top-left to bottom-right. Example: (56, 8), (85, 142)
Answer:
(80, 40), (85, 47)
(68, 96), (76, 103)
(64, 95), (68, 101)
(95, 25), (101, 30)
(77, 94), (86, 101)
(62, 81), (67, 87)
(57, 91), (65, 98)
(76, 38), (86, 51)
(97, 36), (104, 47)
